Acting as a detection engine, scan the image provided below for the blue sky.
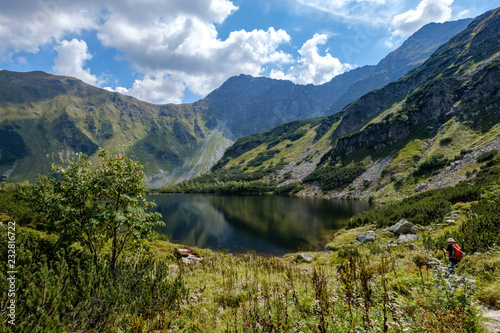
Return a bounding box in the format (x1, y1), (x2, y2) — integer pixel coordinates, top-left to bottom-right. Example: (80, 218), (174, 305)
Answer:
(0, 0), (499, 104)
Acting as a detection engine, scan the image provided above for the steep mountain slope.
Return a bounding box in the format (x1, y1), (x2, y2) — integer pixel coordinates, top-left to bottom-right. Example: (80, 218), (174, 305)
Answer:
(199, 8), (500, 201)
(326, 18), (473, 114)
(0, 18), (473, 186)
(198, 19), (472, 138)
(0, 71), (232, 185)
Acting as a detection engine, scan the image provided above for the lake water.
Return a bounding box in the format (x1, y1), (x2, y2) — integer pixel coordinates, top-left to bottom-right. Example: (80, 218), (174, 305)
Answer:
(151, 194), (372, 256)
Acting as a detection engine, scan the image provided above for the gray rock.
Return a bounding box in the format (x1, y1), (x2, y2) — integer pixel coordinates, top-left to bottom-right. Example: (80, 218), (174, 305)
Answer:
(181, 254), (202, 265)
(405, 243), (416, 250)
(450, 213), (460, 219)
(386, 243), (398, 250)
(389, 219), (415, 235)
(296, 253), (314, 263)
(357, 230), (376, 243)
(416, 183), (428, 192)
(174, 248), (194, 258)
(410, 225), (420, 234)
(397, 234), (419, 245)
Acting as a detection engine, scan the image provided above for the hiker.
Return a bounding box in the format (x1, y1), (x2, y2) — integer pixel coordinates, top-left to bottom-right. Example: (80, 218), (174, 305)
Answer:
(442, 238), (462, 274)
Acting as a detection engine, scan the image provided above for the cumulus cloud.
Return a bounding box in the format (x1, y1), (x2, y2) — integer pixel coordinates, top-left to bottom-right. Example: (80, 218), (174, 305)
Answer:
(0, 0), (297, 103)
(391, 0), (454, 37)
(0, 0), (98, 57)
(105, 74), (186, 105)
(52, 39), (100, 86)
(270, 34), (353, 85)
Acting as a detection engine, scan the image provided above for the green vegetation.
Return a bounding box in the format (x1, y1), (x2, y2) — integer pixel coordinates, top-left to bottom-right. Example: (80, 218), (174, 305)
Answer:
(305, 164), (366, 191)
(477, 149), (499, 163)
(29, 151), (163, 270)
(349, 182), (482, 228)
(0, 229), (188, 332)
(1, 151), (500, 332)
(413, 153), (450, 177)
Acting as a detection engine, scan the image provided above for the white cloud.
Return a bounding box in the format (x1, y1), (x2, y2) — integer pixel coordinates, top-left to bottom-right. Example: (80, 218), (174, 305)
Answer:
(98, 7), (292, 99)
(105, 74), (186, 104)
(270, 34), (353, 85)
(391, 0), (454, 37)
(0, 0), (98, 57)
(0, 0), (291, 103)
(52, 39), (100, 86)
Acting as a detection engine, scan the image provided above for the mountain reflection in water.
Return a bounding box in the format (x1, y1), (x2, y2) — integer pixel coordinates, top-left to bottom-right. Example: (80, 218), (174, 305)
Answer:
(151, 194), (371, 256)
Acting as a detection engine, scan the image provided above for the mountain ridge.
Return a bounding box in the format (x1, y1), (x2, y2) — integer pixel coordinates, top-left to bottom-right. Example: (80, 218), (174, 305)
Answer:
(184, 7), (500, 202)
(0, 18), (475, 185)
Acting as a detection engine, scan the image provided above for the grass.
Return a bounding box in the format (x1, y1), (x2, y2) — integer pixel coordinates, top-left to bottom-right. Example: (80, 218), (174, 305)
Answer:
(3, 224), (493, 332)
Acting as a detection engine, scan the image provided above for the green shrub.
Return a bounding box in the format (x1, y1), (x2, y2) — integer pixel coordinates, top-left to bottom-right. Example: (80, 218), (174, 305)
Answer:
(414, 153), (449, 176)
(0, 229), (188, 332)
(461, 184), (500, 252)
(439, 137), (453, 146)
(477, 149), (498, 163)
(349, 182), (481, 228)
(305, 164), (365, 191)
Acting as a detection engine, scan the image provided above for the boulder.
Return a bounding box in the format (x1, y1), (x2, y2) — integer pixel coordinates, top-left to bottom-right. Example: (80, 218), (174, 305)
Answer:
(389, 219), (415, 235)
(405, 243), (416, 250)
(416, 183), (428, 192)
(386, 243), (398, 250)
(174, 248), (193, 258)
(182, 254), (202, 265)
(296, 253), (314, 263)
(397, 234), (419, 245)
(450, 213), (460, 219)
(175, 248), (202, 264)
(357, 231), (376, 243)
(410, 225), (420, 234)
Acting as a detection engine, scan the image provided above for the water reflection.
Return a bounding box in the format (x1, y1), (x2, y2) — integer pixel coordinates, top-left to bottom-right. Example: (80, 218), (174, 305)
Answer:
(151, 194), (371, 256)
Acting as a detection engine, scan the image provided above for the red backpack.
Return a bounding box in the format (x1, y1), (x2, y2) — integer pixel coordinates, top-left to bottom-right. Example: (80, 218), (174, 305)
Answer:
(450, 244), (463, 261)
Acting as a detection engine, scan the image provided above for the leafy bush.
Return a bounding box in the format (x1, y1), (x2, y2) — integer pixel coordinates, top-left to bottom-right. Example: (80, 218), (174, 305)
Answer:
(305, 164), (365, 191)
(0, 229), (188, 332)
(29, 150), (163, 270)
(247, 150), (279, 167)
(274, 182), (302, 196)
(461, 184), (500, 252)
(477, 149), (498, 163)
(349, 182), (482, 228)
(414, 153), (449, 176)
(439, 137), (453, 146)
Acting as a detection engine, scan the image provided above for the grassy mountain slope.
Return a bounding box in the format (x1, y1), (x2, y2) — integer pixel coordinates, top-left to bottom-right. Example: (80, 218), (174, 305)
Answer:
(0, 71), (232, 185)
(0, 18), (473, 186)
(181, 8), (500, 201)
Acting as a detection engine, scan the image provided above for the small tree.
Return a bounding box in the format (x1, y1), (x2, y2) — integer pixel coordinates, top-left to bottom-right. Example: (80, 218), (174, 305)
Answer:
(32, 149), (163, 270)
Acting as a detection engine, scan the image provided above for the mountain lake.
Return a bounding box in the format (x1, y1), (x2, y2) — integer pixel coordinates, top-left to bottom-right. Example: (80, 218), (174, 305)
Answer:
(151, 194), (372, 256)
